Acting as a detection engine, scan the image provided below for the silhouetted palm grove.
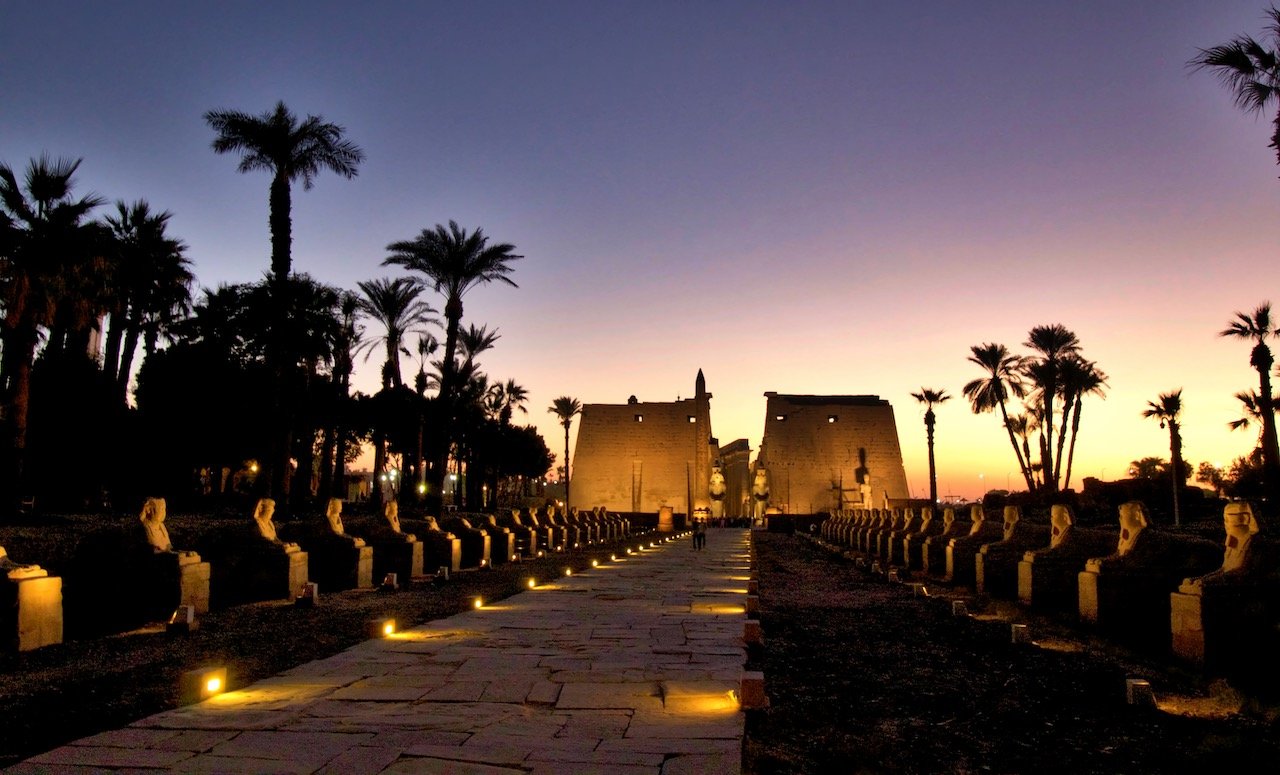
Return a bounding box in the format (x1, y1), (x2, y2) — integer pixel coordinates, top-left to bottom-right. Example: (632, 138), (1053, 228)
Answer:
(1, 104), (552, 516)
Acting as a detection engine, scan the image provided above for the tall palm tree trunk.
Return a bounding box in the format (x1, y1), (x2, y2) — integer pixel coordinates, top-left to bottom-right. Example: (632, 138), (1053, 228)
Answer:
(268, 174), (292, 282)
(1063, 397), (1083, 491)
(1254, 350), (1280, 502)
(563, 423), (571, 509)
(1000, 402), (1034, 491)
(925, 409), (938, 509)
(1169, 420), (1184, 527)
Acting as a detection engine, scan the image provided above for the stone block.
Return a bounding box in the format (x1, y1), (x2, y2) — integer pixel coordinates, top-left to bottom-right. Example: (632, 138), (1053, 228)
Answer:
(2, 574), (63, 651)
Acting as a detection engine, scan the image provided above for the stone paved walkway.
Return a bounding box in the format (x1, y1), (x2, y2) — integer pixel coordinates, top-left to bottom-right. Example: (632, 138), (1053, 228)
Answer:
(8, 529), (752, 774)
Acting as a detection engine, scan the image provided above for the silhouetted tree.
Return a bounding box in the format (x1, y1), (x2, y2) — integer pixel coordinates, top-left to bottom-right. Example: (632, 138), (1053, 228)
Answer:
(963, 343), (1033, 490)
(1192, 9), (1280, 168)
(548, 396), (582, 507)
(1143, 389), (1185, 526)
(911, 387), (950, 510)
(0, 156), (104, 502)
(1219, 304), (1280, 502)
(384, 221), (521, 499)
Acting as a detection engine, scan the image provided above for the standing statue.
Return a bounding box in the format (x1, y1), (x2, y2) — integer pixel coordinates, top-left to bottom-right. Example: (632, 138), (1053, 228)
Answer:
(708, 467), (727, 520)
(751, 466), (770, 519)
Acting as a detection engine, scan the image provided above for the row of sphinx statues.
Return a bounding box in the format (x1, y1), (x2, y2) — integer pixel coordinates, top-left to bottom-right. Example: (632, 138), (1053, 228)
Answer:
(819, 502), (1278, 673)
(1, 499), (632, 652)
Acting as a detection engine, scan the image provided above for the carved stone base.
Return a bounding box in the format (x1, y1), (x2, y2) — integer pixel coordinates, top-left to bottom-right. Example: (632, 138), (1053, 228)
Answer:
(176, 559), (212, 614)
(2, 576), (63, 651)
(373, 540), (424, 582)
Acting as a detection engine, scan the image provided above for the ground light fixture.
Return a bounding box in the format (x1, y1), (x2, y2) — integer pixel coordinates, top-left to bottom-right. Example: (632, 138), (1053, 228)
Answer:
(179, 666), (227, 705)
(367, 618), (396, 638)
(473, 597), (484, 609)
(527, 578), (537, 589)
(564, 567), (572, 577)
(591, 559), (599, 567)
(610, 554), (618, 561)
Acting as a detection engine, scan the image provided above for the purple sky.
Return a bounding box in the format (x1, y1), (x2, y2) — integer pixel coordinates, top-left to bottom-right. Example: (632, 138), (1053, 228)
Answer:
(5, 1), (1279, 499)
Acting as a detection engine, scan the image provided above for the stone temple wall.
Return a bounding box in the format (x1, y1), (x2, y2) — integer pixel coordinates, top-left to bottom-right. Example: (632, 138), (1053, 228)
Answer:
(755, 393), (909, 514)
(571, 373), (715, 514)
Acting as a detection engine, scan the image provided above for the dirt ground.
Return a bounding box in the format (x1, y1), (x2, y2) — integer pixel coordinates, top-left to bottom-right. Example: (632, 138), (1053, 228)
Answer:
(743, 530), (1280, 774)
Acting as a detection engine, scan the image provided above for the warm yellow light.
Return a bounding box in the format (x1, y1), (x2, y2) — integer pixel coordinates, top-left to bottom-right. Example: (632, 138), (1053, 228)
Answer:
(527, 578), (537, 589)
(206, 677), (222, 693)
(564, 568), (572, 576)
(474, 598), (483, 609)
(383, 622), (395, 636)
(591, 559), (599, 567)
(626, 549), (633, 555)
(611, 554), (618, 561)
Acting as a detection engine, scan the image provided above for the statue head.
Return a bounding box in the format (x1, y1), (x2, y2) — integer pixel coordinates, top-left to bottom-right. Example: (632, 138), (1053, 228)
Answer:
(752, 467), (769, 498)
(140, 497), (173, 552)
(384, 501), (401, 533)
(709, 467), (727, 499)
(325, 498), (345, 535)
(1117, 501), (1149, 555)
(1050, 504), (1074, 548)
(253, 498), (278, 542)
(1224, 502), (1260, 548)
(1002, 505), (1021, 539)
(969, 504), (985, 524)
(920, 506), (934, 528)
(942, 507), (956, 529)
(1220, 502), (1261, 571)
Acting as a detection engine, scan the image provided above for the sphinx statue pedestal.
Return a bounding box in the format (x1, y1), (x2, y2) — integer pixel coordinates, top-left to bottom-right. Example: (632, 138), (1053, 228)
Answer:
(2, 560), (63, 652)
(158, 552), (212, 616)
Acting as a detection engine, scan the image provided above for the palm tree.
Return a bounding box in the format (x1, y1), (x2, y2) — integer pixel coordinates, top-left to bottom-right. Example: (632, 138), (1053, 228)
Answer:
(204, 101), (364, 284)
(102, 200), (194, 404)
(911, 388), (950, 510)
(0, 156), (105, 499)
(548, 396), (582, 508)
(1059, 356), (1108, 491)
(487, 378), (529, 426)
(457, 323), (501, 382)
(205, 102), (362, 501)
(1143, 390), (1185, 526)
(384, 221), (522, 497)
(1023, 324), (1080, 492)
(1191, 9), (1280, 168)
(354, 277), (436, 391)
(1220, 304), (1280, 500)
(1228, 389), (1278, 454)
(962, 343), (1034, 491)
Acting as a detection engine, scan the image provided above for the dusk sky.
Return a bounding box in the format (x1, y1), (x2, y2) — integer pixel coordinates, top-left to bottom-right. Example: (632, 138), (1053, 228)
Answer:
(5, 1), (1279, 500)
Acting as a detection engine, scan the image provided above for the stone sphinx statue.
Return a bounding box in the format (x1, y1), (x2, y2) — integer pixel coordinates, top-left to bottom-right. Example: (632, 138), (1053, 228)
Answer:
(967, 504), (986, 534)
(1179, 502), (1262, 592)
(252, 498), (300, 552)
(1115, 500), (1148, 558)
(139, 498), (198, 559)
(324, 498), (365, 547)
(1001, 505), (1020, 539)
(751, 467), (770, 519)
(383, 501), (416, 542)
(1049, 504), (1074, 549)
(709, 467), (727, 520)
